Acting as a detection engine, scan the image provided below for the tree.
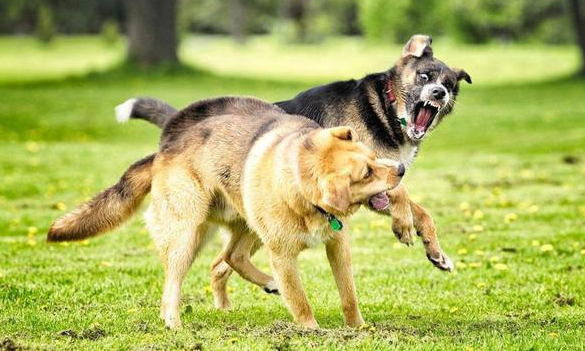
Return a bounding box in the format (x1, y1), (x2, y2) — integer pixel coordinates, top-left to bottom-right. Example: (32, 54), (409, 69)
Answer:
(125, 0), (178, 66)
(569, 0), (585, 75)
(230, 0), (247, 44)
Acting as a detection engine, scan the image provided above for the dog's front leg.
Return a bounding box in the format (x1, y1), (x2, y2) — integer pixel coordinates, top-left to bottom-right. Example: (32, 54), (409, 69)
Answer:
(325, 230), (364, 327)
(384, 183), (416, 245)
(268, 248), (318, 329)
(410, 201), (454, 271)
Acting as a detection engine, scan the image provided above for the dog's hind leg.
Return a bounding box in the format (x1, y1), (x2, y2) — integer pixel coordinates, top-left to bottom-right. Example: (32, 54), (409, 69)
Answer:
(146, 170), (212, 329)
(211, 225), (274, 309)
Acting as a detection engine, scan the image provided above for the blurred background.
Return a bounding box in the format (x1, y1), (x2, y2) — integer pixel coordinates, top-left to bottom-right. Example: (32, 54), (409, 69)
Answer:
(1, 1), (585, 349)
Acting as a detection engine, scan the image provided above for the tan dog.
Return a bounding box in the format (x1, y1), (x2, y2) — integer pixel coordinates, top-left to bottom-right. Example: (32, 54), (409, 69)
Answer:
(48, 97), (404, 329)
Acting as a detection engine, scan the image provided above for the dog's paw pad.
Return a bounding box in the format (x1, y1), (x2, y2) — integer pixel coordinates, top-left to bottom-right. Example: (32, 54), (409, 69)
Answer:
(263, 281), (280, 295)
(427, 252), (454, 272)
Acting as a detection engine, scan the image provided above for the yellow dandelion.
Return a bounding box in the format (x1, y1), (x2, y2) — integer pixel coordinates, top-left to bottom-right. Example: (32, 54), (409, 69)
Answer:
(540, 244), (554, 252)
(472, 225), (484, 232)
(531, 240), (540, 247)
(457, 248), (468, 255)
(466, 347), (475, 351)
(227, 286), (235, 293)
(494, 263), (508, 270)
(0, 272), (4, 278)
(392, 242), (402, 249)
(80, 240), (90, 246)
(100, 261), (112, 267)
(127, 308), (137, 314)
(464, 210), (472, 218)
(489, 256), (500, 262)
(476, 282), (486, 288)
(528, 205), (539, 213)
(456, 262), (467, 269)
(473, 209), (484, 220)
(59, 242), (70, 247)
(459, 202), (470, 211)
(504, 213), (517, 223)
(474, 250), (485, 256)
(54, 202), (67, 211)
(27, 239), (37, 247)
(572, 242), (580, 249)
(548, 332), (558, 338)
(204, 285), (212, 293)
(27, 226), (38, 236)
(581, 249), (585, 255)
(520, 169), (534, 179)
(368, 325), (376, 332)
(468, 234), (477, 241)
(25, 141), (40, 153)
(468, 262), (481, 268)
(449, 307), (459, 313)
(369, 219), (389, 229)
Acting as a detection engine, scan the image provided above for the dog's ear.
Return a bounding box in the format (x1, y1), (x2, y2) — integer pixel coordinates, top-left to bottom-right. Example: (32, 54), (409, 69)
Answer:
(454, 69), (472, 84)
(401, 35), (433, 59)
(319, 176), (351, 214)
(328, 126), (358, 142)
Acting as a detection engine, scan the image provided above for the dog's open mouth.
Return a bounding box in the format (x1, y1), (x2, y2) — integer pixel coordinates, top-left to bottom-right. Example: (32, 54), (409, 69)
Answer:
(412, 101), (440, 140)
(369, 192), (389, 210)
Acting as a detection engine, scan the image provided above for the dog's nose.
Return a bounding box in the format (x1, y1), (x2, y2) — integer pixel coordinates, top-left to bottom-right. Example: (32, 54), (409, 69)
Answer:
(397, 163), (405, 177)
(431, 86), (446, 100)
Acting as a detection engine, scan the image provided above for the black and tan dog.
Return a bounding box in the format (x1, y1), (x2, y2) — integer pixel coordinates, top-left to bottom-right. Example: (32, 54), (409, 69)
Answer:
(115, 35), (470, 287)
(48, 97), (405, 329)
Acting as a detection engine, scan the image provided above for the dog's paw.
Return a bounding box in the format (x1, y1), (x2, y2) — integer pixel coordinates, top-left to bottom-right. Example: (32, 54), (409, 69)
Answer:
(392, 218), (416, 246)
(263, 280), (280, 295)
(426, 250), (454, 272)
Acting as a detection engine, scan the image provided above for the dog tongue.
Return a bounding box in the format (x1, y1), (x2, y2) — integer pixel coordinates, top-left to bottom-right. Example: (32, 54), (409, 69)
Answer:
(415, 106), (433, 132)
(369, 192), (390, 210)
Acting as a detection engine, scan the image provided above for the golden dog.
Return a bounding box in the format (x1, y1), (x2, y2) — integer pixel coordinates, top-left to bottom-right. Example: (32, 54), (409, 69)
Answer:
(48, 97), (405, 329)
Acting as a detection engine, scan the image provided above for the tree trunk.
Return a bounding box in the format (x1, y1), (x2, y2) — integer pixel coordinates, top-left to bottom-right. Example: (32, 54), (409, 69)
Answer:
(569, 0), (585, 75)
(125, 0), (178, 66)
(287, 0), (309, 42)
(230, 0), (246, 45)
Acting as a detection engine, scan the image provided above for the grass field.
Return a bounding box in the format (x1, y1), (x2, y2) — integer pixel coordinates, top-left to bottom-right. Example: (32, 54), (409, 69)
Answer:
(1, 36), (584, 350)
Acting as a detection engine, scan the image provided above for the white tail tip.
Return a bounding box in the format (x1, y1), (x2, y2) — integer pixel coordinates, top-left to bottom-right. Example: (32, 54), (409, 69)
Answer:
(114, 98), (137, 123)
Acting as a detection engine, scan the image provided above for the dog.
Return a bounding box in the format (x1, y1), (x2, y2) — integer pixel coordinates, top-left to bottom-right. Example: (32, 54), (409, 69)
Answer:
(114, 35), (470, 303)
(48, 97), (405, 329)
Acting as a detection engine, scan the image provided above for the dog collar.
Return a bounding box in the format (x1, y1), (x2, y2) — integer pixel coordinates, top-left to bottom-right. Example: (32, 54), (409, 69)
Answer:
(315, 206), (343, 232)
(386, 80), (407, 127)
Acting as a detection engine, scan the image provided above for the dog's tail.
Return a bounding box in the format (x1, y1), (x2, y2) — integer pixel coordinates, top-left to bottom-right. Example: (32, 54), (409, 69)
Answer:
(115, 97), (177, 128)
(47, 154), (156, 242)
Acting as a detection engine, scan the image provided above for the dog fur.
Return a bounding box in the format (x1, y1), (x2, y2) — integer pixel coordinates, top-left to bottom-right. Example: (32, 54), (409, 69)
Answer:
(48, 97), (405, 329)
(114, 35), (467, 297)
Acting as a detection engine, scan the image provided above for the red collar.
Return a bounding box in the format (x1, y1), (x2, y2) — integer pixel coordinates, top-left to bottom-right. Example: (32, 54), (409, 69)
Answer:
(386, 79), (396, 104)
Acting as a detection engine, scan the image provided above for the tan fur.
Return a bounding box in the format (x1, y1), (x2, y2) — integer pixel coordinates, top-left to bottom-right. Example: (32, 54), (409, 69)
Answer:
(140, 98), (404, 328)
(47, 154), (155, 242)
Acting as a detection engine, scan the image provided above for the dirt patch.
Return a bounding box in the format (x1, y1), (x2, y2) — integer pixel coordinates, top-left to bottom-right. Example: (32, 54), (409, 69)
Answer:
(0, 338), (22, 351)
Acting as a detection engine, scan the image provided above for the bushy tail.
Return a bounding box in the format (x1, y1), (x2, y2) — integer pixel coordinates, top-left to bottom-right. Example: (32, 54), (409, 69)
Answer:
(47, 154), (156, 242)
(115, 97), (177, 128)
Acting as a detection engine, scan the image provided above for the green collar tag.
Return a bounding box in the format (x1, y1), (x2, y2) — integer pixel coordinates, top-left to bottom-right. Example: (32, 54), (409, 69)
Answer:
(400, 117), (407, 127)
(327, 215), (343, 232)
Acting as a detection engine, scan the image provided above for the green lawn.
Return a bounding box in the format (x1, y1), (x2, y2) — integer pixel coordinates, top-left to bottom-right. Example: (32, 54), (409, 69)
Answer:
(1, 36), (584, 351)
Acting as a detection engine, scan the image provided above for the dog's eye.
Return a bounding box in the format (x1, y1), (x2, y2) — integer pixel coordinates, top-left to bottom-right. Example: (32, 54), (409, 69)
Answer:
(443, 81), (453, 91)
(419, 73), (429, 83)
(363, 166), (372, 179)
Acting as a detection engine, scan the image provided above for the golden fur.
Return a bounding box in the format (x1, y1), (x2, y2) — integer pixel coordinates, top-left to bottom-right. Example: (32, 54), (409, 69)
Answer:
(48, 97), (404, 329)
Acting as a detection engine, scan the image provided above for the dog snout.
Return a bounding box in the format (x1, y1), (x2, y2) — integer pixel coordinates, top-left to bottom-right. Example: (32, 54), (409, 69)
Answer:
(431, 86), (446, 100)
(397, 163), (405, 177)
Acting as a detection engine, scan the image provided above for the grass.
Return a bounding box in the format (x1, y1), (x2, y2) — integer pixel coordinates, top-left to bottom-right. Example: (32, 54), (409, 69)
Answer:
(1, 35), (584, 350)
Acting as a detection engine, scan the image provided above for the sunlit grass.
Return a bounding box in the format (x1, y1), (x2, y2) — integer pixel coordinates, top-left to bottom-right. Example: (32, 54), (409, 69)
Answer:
(0, 35), (584, 350)
(0, 35), (580, 85)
